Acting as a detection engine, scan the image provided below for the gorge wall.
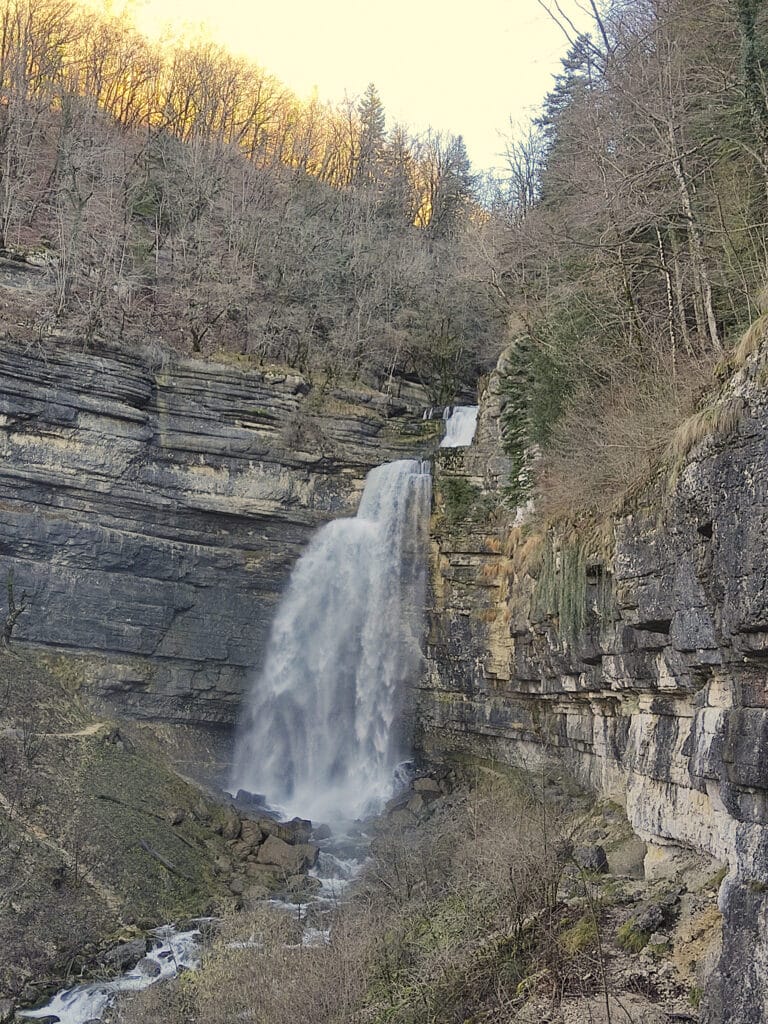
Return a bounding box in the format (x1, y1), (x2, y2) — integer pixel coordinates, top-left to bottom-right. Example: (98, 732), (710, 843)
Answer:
(0, 341), (432, 726)
(418, 351), (768, 1023)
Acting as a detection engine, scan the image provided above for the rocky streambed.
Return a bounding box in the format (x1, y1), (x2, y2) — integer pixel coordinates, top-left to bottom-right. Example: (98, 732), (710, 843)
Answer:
(11, 769), (451, 1024)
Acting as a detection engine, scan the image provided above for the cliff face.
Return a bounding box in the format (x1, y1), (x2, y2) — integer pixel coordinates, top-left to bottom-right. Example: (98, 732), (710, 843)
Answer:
(418, 356), (768, 1023)
(0, 342), (430, 726)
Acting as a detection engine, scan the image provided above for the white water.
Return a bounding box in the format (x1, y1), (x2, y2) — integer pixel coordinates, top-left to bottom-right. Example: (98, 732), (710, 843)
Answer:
(18, 925), (202, 1024)
(230, 459), (431, 822)
(441, 406), (479, 447)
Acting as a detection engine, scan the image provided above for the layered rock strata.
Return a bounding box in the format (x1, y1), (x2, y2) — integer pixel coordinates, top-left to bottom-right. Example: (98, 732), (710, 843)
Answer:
(0, 341), (431, 724)
(418, 354), (768, 1023)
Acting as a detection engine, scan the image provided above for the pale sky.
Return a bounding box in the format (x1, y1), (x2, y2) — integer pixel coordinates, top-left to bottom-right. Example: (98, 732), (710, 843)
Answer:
(116, 0), (594, 173)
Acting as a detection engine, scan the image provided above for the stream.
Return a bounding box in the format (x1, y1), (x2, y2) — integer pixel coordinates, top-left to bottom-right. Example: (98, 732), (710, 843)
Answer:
(17, 826), (370, 1024)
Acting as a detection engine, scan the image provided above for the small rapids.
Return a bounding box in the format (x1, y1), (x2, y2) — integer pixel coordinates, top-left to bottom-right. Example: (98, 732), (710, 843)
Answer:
(18, 925), (203, 1024)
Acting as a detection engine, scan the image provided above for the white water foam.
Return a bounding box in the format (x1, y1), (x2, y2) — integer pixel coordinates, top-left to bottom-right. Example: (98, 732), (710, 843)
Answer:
(230, 459), (431, 822)
(441, 406), (479, 447)
(18, 925), (201, 1024)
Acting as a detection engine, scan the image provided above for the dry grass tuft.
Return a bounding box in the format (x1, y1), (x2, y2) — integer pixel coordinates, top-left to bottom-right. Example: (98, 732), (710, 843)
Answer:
(728, 285), (768, 371)
(667, 396), (747, 466)
(535, 350), (717, 522)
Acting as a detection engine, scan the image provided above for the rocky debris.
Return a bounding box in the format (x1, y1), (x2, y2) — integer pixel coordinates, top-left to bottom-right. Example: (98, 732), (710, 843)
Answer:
(217, 808), (325, 897)
(257, 816), (312, 844)
(383, 773), (447, 830)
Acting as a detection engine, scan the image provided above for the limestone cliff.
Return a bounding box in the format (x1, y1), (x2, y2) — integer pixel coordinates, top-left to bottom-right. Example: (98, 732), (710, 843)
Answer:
(418, 351), (768, 1023)
(0, 341), (431, 725)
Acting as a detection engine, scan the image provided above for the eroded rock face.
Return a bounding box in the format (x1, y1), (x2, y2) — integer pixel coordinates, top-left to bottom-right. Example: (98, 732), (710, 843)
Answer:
(0, 341), (429, 725)
(418, 357), (768, 1023)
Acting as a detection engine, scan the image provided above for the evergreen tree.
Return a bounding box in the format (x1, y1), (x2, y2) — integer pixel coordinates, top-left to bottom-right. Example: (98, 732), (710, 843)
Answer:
(356, 82), (386, 186)
(379, 124), (418, 226)
(427, 133), (476, 238)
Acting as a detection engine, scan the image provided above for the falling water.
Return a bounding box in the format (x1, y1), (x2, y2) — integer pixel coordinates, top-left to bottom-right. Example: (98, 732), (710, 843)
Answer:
(230, 459), (431, 822)
(441, 406), (479, 447)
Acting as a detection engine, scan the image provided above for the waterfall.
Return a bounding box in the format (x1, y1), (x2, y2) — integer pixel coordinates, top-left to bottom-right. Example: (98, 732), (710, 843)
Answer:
(230, 459), (431, 822)
(441, 406), (479, 447)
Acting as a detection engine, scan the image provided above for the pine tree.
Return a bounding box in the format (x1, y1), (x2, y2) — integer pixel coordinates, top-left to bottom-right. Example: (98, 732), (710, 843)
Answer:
(356, 82), (386, 186)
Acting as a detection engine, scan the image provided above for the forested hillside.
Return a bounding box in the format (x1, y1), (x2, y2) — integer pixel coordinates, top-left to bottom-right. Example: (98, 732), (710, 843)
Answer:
(1, 0), (767, 507)
(0, 0), (502, 401)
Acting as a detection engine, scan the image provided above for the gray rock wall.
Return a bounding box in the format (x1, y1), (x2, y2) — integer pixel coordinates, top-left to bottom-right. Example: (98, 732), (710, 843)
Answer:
(418, 355), (768, 1023)
(0, 342), (431, 725)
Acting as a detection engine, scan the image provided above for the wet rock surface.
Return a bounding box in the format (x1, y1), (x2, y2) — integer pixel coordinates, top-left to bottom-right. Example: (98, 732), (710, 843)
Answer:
(419, 354), (768, 1022)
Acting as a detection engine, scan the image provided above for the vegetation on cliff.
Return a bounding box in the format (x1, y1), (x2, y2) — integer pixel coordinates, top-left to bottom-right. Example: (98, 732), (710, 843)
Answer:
(495, 0), (768, 518)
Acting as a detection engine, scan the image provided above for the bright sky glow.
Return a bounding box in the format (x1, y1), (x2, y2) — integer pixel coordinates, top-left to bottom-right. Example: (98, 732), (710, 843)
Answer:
(114, 0), (594, 173)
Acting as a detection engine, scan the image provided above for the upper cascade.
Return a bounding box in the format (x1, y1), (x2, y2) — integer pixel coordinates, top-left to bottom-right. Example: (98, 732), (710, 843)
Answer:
(441, 406), (479, 448)
(230, 459), (432, 822)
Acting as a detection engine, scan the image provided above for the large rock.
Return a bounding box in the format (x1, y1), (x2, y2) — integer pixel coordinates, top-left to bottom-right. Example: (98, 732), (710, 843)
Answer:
(100, 938), (146, 971)
(255, 834), (319, 874)
(0, 341), (429, 725)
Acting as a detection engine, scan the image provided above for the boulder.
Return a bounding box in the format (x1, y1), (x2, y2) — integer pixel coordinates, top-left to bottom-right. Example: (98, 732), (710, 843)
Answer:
(0, 999), (12, 1024)
(239, 820), (265, 850)
(218, 806), (241, 841)
(244, 861), (283, 882)
(166, 807), (185, 827)
(412, 777), (442, 795)
(256, 834), (319, 873)
(135, 957), (161, 978)
(213, 853), (234, 876)
(101, 937), (146, 970)
(387, 808), (418, 830)
(286, 817), (313, 843)
(257, 816), (311, 844)
(574, 845), (609, 874)
(406, 793), (426, 815)
(312, 824), (333, 841)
